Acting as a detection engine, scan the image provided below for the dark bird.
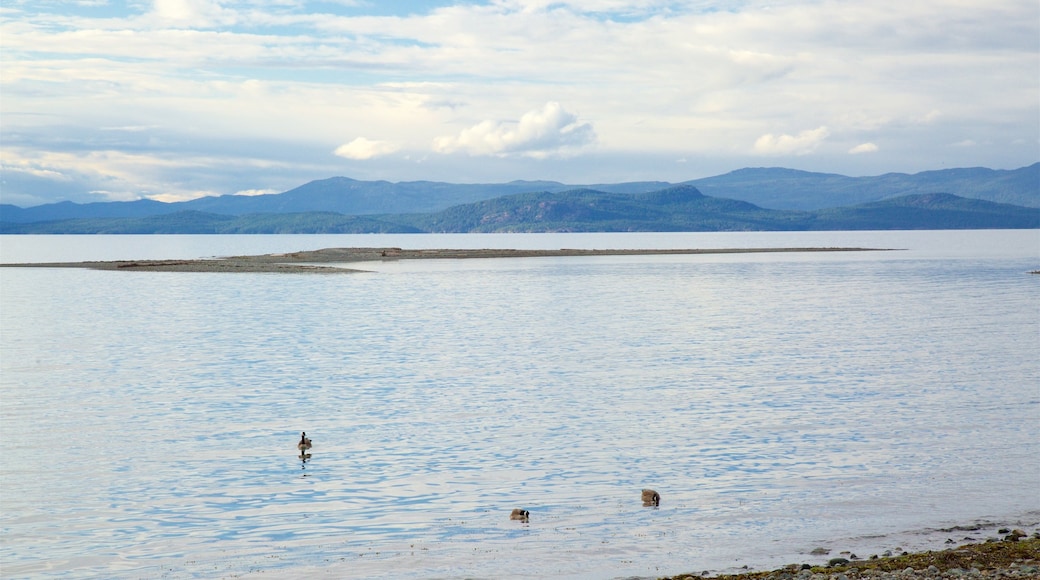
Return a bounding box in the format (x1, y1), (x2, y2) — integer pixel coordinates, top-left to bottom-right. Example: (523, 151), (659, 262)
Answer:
(510, 508), (530, 522)
(642, 489), (660, 507)
(298, 432), (312, 451)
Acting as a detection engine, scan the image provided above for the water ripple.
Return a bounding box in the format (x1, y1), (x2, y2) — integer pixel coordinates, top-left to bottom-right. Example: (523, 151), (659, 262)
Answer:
(2, 234), (1038, 579)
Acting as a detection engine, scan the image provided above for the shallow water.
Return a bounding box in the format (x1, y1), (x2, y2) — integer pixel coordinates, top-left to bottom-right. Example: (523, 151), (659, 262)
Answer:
(1, 230), (1038, 579)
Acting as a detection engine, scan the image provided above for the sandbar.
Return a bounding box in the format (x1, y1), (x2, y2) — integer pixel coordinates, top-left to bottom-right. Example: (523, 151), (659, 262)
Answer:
(0, 246), (891, 273)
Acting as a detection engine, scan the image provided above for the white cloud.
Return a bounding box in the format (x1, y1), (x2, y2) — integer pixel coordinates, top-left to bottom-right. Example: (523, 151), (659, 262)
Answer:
(149, 0), (236, 27)
(914, 110), (943, 124)
(849, 142), (879, 154)
(753, 126), (830, 156)
(1, 148), (180, 201)
(1, 161), (72, 181)
(433, 102), (596, 158)
(488, 0), (687, 16)
(334, 137), (400, 160)
(0, 145), (321, 205)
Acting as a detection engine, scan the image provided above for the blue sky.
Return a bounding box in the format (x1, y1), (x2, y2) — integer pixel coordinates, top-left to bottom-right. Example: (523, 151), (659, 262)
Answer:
(1, 0), (1037, 206)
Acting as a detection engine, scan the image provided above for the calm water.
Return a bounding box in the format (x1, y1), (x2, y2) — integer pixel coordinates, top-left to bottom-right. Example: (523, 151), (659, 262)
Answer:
(1, 231), (1038, 579)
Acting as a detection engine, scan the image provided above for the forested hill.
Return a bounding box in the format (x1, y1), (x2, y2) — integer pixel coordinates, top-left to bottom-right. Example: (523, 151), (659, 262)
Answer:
(687, 163), (1039, 210)
(2, 186), (1035, 234)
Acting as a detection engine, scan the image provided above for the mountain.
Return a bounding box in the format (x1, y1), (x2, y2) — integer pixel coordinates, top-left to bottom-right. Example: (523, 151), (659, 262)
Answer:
(178, 177), (564, 215)
(2, 164), (1035, 224)
(0, 211), (425, 234)
(0, 178), (671, 224)
(0, 198), (173, 222)
(687, 163), (1039, 210)
(397, 185), (802, 232)
(3, 186), (1034, 234)
(807, 192), (1040, 230)
(395, 186), (1035, 232)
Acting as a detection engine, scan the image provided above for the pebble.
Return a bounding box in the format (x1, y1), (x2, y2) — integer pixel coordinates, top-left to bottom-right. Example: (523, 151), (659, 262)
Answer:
(755, 564), (1040, 580)
(1005, 530), (1028, 542)
(706, 534), (1040, 580)
(811, 548), (831, 555)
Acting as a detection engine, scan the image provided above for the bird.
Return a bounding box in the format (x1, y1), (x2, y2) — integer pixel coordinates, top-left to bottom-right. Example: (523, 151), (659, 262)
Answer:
(510, 508), (530, 522)
(297, 432), (312, 451)
(642, 489), (660, 507)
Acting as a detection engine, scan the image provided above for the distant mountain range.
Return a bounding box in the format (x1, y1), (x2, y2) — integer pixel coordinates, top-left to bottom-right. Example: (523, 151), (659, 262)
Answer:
(1, 164), (1036, 233)
(1, 186), (1035, 234)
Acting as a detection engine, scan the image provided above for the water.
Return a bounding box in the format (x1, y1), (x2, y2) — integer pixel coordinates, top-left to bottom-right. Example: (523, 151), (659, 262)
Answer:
(1, 231), (1038, 579)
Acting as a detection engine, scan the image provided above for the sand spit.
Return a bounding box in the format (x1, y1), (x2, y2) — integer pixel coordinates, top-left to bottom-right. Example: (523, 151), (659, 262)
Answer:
(0, 246), (891, 273)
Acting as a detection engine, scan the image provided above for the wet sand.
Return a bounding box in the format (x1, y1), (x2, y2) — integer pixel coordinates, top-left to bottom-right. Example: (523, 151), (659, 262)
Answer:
(0, 246), (890, 273)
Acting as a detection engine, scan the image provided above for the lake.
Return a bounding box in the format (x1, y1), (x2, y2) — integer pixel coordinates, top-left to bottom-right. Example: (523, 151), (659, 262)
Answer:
(1, 230), (1038, 579)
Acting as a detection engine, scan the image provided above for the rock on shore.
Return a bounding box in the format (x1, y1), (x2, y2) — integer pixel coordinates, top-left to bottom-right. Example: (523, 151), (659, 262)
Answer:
(661, 537), (1040, 580)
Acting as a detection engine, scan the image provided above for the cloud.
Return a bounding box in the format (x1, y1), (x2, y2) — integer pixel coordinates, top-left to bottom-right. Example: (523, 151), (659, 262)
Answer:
(334, 137), (400, 160)
(2, 0), (1037, 204)
(0, 148), (181, 202)
(753, 126), (830, 156)
(849, 142), (879, 154)
(433, 102), (596, 158)
(234, 188), (279, 196)
(149, 0), (236, 27)
(914, 110), (942, 125)
(0, 144), (331, 205)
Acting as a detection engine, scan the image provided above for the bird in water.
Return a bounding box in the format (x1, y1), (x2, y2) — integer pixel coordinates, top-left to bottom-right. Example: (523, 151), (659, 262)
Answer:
(510, 509), (530, 522)
(298, 432), (312, 451)
(642, 489), (660, 507)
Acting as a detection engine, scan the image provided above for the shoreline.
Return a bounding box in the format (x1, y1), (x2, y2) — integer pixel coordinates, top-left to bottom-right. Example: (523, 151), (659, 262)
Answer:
(0, 246), (892, 273)
(663, 536), (1040, 580)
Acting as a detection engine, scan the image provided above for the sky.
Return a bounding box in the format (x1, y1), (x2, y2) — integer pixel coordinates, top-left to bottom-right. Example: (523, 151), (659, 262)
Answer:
(1, 0), (1037, 207)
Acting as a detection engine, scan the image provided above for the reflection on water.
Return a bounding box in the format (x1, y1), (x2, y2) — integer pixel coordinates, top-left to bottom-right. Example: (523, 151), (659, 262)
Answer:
(0, 231), (1038, 579)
